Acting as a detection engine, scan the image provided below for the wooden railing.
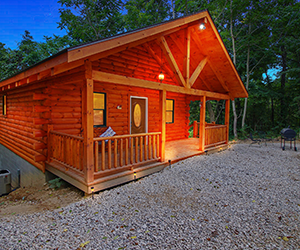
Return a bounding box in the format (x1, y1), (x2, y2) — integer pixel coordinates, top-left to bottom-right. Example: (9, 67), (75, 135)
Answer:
(48, 130), (84, 172)
(93, 132), (161, 172)
(205, 124), (227, 148)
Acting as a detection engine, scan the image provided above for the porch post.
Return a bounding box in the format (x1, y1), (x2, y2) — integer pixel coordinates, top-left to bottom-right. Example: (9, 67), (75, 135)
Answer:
(225, 99), (230, 144)
(83, 60), (94, 184)
(199, 95), (206, 151)
(159, 89), (166, 162)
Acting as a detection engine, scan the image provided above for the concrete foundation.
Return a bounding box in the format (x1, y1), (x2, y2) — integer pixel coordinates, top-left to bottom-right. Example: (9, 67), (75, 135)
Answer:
(0, 144), (45, 188)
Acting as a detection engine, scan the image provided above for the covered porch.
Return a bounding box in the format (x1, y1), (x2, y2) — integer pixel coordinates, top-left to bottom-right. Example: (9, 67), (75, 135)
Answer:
(46, 118), (229, 194)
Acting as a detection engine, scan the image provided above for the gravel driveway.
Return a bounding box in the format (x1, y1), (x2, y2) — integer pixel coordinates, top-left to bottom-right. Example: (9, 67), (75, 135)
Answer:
(1, 143), (299, 249)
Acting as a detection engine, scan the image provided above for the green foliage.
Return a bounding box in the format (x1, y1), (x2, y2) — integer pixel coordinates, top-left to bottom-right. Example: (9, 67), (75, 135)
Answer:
(124, 0), (171, 31)
(48, 178), (63, 189)
(58, 0), (124, 43)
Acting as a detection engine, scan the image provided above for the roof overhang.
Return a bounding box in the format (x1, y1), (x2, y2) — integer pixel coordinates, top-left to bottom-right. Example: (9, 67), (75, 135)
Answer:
(0, 10), (248, 99)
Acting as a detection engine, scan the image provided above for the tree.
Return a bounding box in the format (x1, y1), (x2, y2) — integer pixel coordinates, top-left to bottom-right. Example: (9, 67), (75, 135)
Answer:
(58, 0), (124, 43)
(124, 0), (171, 31)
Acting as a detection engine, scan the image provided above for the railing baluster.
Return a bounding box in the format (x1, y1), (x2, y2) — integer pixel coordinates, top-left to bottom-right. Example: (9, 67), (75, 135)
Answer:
(135, 137), (138, 163)
(140, 136), (143, 162)
(130, 137), (133, 164)
(114, 138), (118, 168)
(120, 138), (123, 167)
(94, 141), (99, 172)
(101, 141), (105, 171)
(156, 134), (160, 158)
(149, 135), (152, 159)
(69, 138), (73, 167)
(108, 140), (112, 169)
(125, 138), (128, 165)
(152, 136), (157, 159)
(144, 136), (148, 160)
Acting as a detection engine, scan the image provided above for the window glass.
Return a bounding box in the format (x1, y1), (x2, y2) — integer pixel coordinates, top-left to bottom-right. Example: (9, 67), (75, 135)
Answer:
(94, 93), (105, 109)
(93, 93), (106, 126)
(2, 95), (6, 116)
(166, 99), (174, 124)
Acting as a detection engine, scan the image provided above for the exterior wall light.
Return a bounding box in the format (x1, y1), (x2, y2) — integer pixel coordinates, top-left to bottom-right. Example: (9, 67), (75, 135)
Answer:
(159, 71), (165, 82)
(199, 23), (206, 30)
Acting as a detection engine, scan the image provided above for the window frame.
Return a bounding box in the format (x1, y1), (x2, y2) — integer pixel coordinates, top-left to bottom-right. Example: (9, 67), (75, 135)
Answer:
(93, 92), (106, 127)
(166, 99), (174, 124)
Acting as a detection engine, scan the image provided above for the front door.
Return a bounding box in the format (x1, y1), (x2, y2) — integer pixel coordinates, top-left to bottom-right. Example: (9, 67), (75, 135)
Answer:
(131, 97), (147, 134)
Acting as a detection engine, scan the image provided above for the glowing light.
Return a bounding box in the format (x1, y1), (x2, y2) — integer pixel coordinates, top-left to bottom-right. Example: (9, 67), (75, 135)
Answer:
(158, 71), (164, 82)
(199, 23), (206, 30)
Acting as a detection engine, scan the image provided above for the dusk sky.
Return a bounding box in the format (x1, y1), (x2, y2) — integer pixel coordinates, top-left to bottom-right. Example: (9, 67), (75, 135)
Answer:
(0, 0), (67, 49)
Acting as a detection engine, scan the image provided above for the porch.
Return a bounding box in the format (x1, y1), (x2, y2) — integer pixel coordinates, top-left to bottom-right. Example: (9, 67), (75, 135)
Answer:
(46, 122), (228, 194)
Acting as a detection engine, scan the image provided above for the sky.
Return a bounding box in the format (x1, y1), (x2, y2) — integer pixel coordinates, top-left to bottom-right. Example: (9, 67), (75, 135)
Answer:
(0, 0), (66, 49)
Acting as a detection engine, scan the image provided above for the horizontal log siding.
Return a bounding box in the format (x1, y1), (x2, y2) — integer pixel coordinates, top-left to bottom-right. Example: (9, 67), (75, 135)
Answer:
(166, 92), (190, 141)
(94, 81), (188, 141)
(0, 72), (84, 172)
(94, 82), (160, 136)
(93, 45), (176, 85)
(0, 84), (46, 171)
(47, 80), (83, 135)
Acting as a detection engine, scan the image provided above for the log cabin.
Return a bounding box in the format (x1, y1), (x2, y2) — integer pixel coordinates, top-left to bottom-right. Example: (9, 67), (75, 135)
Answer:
(0, 10), (248, 194)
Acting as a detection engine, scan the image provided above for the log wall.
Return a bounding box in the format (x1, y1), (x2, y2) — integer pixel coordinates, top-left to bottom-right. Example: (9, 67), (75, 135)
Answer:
(94, 81), (189, 141)
(166, 92), (190, 141)
(0, 72), (84, 172)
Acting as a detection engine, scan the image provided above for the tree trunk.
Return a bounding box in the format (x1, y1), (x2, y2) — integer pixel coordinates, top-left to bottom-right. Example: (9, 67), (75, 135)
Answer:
(280, 45), (287, 125)
(172, 0), (175, 19)
(271, 97), (274, 127)
(230, 0), (238, 139)
(242, 45), (250, 128)
(206, 101), (215, 123)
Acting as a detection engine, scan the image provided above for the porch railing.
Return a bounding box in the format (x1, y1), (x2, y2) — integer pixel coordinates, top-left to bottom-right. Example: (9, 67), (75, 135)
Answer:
(93, 132), (161, 172)
(205, 124), (227, 148)
(48, 130), (84, 172)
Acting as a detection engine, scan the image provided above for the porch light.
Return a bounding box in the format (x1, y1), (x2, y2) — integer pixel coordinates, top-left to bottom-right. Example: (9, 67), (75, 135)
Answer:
(159, 71), (164, 82)
(91, 186), (94, 199)
(199, 23), (206, 30)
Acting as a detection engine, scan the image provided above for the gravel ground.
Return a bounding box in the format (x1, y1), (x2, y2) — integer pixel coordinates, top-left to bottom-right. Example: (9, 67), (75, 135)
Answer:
(0, 142), (299, 249)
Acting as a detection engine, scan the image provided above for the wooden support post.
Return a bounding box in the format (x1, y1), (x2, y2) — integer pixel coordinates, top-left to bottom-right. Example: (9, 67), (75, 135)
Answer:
(225, 99), (230, 144)
(159, 89), (166, 162)
(199, 96), (206, 151)
(193, 120), (197, 138)
(83, 60), (94, 184)
(184, 29), (190, 88)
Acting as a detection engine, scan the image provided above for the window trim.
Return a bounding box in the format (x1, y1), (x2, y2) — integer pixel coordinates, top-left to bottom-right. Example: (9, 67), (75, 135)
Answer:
(166, 99), (174, 124)
(93, 92), (106, 127)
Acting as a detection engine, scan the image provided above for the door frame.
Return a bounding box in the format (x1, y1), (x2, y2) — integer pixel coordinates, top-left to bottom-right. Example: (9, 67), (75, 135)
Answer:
(130, 96), (148, 135)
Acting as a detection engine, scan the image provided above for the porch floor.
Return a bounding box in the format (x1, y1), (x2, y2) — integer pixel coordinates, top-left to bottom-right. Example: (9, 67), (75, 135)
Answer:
(165, 138), (201, 161)
(165, 138), (228, 162)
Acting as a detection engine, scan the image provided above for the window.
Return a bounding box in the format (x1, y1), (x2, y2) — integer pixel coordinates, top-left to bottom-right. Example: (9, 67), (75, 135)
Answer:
(93, 92), (106, 127)
(2, 95), (6, 116)
(166, 99), (174, 123)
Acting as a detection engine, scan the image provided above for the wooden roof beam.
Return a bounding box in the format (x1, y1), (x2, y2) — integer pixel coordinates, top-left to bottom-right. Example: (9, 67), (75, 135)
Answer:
(144, 43), (175, 81)
(189, 56), (208, 88)
(93, 70), (229, 100)
(191, 29), (229, 92)
(170, 33), (213, 91)
(157, 36), (186, 87)
(183, 29), (190, 88)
